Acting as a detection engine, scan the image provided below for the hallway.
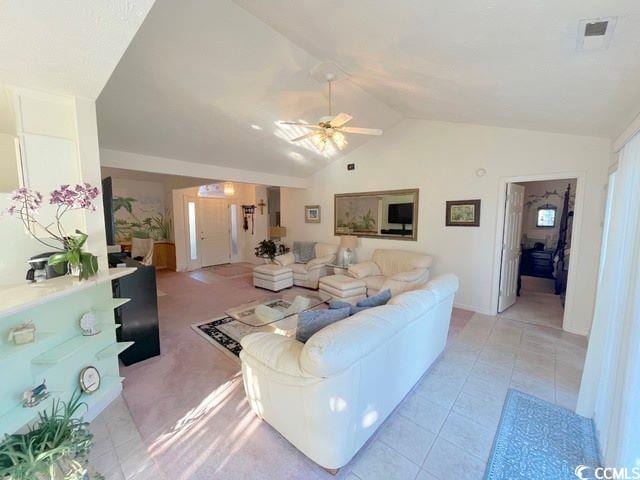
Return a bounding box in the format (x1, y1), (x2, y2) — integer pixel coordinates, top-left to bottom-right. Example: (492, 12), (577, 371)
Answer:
(499, 276), (564, 329)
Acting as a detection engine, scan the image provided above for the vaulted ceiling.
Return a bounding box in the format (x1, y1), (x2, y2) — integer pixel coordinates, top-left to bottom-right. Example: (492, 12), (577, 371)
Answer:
(96, 0), (402, 178)
(0, 0), (154, 98)
(98, 0), (640, 179)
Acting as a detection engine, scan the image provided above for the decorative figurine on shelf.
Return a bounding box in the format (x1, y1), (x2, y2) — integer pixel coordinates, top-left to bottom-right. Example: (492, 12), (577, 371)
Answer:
(79, 311), (100, 336)
(22, 380), (49, 408)
(7, 323), (36, 345)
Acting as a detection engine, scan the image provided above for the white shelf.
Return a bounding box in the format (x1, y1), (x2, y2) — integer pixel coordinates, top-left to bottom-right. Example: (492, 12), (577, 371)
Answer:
(0, 393), (60, 436)
(31, 335), (100, 365)
(0, 268), (136, 319)
(96, 342), (134, 360)
(94, 297), (131, 311)
(0, 377), (124, 436)
(0, 332), (56, 360)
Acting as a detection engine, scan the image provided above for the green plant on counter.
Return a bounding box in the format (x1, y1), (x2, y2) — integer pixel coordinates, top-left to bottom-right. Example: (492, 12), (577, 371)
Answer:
(255, 239), (277, 260)
(0, 391), (102, 480)
(48, 231), (99, 281)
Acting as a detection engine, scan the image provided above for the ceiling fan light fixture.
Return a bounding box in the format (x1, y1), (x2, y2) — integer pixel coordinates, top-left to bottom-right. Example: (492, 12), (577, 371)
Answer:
(311, 132), (328, 151)
(332, 131), (348, 150)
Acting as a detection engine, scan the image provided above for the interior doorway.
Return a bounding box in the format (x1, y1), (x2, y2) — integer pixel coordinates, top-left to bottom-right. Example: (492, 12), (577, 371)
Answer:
(497, 177), (577, 329)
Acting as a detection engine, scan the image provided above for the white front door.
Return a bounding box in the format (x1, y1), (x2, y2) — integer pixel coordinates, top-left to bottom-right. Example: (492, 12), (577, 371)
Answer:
(199, 198), (231, 267)
(498, 183), (525, 312)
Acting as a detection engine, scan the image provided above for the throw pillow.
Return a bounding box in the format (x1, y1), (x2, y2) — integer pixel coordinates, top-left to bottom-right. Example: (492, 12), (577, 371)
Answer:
(356, 289), (392, 308)
(293, 241), (316, 263)
(328, 299), (370, 316)
(296, 307), (350, 343)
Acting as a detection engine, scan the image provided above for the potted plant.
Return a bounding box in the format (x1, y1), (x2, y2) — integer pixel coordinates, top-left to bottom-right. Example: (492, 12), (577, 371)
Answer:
(3, 184), (101, 280)
(255, 239), (277, 261)
(0, 391), (100, 480)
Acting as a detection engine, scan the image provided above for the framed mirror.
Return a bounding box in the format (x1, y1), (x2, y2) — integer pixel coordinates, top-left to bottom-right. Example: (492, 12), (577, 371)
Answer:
(334, 189), (419, 240)
(536, 205), (557, 227)
(0, 85), (21, 193)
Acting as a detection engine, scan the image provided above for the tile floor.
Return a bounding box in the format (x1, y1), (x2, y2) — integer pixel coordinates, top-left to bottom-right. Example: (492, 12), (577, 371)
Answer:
(89, 268), (588, 480)
(498, 276), (565, 329)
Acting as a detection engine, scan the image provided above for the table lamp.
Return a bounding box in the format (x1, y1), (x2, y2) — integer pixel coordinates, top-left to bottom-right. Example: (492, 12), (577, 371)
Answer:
(339, 235), (358, 267)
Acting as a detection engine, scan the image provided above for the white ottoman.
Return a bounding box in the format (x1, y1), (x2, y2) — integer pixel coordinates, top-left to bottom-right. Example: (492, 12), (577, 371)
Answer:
(253, 264), (293, 291)
(319, 274), (367, 304)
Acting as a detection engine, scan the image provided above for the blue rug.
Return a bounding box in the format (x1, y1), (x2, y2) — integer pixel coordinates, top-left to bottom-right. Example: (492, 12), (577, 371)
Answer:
(484, 389), (600, 480)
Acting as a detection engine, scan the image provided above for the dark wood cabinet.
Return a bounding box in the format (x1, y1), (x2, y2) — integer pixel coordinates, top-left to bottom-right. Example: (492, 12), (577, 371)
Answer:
(110, 257), (160, 365)
(520, 248), (555, 279)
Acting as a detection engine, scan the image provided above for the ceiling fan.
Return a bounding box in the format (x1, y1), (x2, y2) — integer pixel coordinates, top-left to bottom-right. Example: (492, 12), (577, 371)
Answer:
(280, 73), (383, 152)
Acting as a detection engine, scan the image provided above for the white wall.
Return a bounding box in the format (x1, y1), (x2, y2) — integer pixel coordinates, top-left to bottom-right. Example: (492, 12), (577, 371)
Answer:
(281, 119), (611, 335)
(0, 89), (107, 284)
(0, 133), (19, 192)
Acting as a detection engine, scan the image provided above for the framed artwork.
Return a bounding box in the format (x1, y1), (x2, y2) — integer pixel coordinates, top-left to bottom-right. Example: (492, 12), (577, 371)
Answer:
(334, 189), (419, 240)
(446, 199), (481, 227)
(305, 205), (321, 223)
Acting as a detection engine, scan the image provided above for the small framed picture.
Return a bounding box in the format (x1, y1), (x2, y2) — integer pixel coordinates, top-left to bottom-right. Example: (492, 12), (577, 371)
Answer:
(446, 199), (481, 227)
(305, 205), (321, 223)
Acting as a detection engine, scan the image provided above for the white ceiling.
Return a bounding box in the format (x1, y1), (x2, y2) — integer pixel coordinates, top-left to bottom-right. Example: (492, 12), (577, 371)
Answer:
(235, 0), (640, 138)
(0, 0), (154, 98)
(97, 0), (640, 180)
(96, 0), (403, 178)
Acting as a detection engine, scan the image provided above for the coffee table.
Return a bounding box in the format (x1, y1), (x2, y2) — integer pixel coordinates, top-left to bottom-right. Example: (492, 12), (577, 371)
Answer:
(226, 290), (330, 327)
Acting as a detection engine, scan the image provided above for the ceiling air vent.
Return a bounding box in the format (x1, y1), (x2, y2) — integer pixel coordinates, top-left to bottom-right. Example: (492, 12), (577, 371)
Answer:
(577, 17), (617, 51)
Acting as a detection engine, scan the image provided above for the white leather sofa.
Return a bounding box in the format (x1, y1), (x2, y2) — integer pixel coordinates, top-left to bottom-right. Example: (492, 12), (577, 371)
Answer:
(240, 274), (458, 471)
(348, 248), (433, 296)
(275, 243), (338, 289)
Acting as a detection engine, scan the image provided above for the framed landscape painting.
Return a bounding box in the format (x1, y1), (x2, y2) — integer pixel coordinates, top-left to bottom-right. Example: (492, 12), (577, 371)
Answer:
(446, 199), (481, 227)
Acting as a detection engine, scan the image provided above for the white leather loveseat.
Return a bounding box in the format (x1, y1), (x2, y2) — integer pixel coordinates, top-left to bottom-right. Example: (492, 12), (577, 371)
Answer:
(275, 243), (338, 289)
(239, 274), (459, 471)
(348, 248), (433, 296)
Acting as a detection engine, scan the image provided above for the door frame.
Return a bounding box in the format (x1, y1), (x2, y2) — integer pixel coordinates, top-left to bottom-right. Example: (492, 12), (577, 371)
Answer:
(490, 171), (587, 332)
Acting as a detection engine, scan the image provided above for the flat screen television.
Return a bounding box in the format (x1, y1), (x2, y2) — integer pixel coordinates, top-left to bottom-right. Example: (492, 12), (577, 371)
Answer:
(388, 203), (413, 225)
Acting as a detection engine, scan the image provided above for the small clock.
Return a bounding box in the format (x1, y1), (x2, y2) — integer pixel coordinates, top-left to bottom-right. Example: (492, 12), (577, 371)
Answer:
(79, 366), (101, 394)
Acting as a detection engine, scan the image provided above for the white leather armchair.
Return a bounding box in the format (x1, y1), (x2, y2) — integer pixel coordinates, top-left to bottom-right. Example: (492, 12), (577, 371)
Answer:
(348, 248), (433, 296)
(240, 274), (459, 471)
(275, 243), (338, 289)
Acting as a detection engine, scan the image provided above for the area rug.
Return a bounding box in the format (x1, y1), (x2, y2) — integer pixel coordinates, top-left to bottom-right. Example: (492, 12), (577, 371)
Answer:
(484, 389), (600, 480)
(205, 263), (253, 278)
(191, 314), (297, 362)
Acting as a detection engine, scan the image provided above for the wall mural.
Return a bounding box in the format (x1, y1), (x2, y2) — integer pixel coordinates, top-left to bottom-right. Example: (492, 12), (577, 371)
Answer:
(113, 195), (172, 242)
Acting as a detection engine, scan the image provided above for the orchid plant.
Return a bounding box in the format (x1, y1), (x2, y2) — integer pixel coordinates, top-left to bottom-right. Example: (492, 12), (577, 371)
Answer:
(4, 183), (100, 280)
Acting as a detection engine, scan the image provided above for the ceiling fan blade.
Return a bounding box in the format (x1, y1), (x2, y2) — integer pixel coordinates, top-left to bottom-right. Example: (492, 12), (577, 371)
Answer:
(338, 126), (383, 136)
(291, 132), (316, 142)
(280, 121), (324, 130)
(329, 112), (353, 128)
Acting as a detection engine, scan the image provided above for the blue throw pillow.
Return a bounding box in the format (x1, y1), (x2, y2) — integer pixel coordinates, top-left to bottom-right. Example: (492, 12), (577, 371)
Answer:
(328, 299), (370, 316)
(356, 289), (392, 308)
(296, 307), (350, 343)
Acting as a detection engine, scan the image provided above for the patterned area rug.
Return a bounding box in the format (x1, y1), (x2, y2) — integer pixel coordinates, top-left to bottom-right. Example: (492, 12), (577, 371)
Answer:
(191, 314), (297, 362)
(484, 389), (600, 480)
